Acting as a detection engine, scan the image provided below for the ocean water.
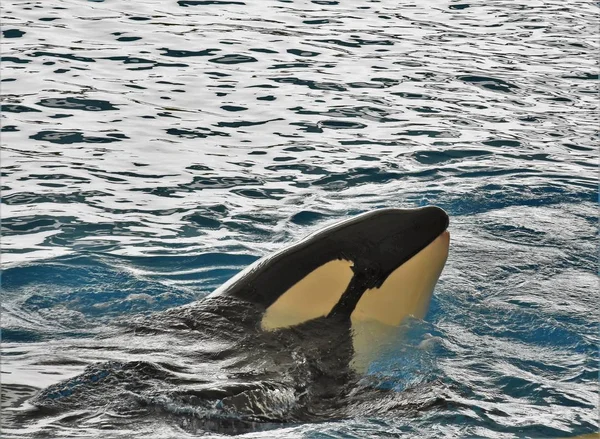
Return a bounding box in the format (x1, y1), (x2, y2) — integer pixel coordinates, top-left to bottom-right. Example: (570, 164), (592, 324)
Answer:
(1, 0), (598, 437)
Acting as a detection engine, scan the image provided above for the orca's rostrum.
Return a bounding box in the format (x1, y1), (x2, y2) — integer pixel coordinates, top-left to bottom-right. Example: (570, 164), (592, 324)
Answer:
(27, 207), (450, 434)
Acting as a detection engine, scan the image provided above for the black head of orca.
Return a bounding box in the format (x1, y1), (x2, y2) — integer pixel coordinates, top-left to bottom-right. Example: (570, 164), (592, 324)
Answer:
(211, 206), (449, 330)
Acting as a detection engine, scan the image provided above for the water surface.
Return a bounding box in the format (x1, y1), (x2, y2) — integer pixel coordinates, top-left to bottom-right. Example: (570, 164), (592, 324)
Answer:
(1, 0), (598, 437)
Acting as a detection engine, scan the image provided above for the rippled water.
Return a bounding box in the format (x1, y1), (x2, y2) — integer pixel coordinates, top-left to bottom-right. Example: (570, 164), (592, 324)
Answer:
(1, 0), (598, 437)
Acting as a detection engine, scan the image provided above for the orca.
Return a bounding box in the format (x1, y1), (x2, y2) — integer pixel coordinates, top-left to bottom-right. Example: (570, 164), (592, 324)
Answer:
(20, 206), (450, 434)
(210, 205), (450, 371)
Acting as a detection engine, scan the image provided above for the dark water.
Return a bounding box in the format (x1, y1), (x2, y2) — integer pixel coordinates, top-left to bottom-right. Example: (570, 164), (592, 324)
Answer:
(1, 0), (598, 437)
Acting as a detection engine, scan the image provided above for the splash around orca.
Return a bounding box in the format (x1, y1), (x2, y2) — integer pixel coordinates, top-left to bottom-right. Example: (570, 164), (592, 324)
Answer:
(22, 206), (450, 435)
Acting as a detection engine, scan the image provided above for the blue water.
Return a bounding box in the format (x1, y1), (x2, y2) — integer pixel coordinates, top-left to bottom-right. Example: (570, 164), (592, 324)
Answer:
(1, 0), (598, 437)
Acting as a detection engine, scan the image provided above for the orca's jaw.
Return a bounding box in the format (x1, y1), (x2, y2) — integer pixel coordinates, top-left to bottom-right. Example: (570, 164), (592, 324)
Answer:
(350, 229), (450, 373)
(351, 229), (450, 327)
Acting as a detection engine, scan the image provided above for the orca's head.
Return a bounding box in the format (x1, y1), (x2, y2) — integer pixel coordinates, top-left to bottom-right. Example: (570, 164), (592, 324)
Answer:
(315, 206), (449, 287)
(214, 206), (450, 337)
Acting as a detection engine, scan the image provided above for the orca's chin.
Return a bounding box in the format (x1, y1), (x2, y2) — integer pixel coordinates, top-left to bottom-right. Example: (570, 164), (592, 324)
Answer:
(349, 228), (450, 373)
(437, 229), (450, 247)
(351, 228), (450, 327)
